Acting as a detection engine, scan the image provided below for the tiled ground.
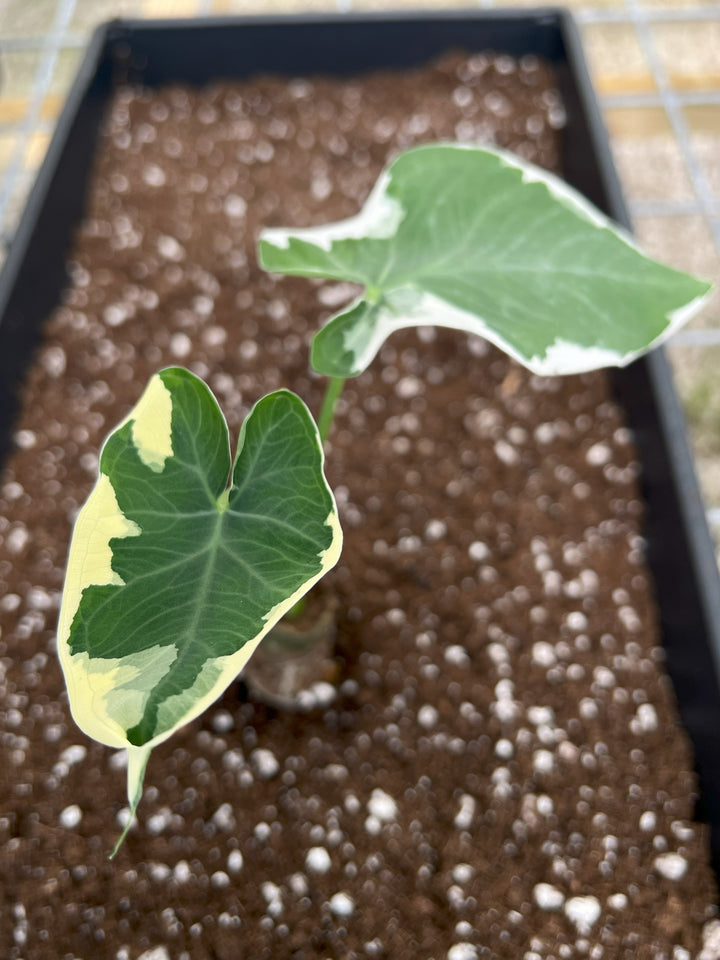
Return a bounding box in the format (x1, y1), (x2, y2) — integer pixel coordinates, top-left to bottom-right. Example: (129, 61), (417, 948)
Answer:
(0, 0), (719, 539)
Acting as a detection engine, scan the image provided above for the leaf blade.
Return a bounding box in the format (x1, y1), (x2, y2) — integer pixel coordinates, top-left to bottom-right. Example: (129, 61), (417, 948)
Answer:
(58, 369), (342, 833)
(259, 143), (713, 378)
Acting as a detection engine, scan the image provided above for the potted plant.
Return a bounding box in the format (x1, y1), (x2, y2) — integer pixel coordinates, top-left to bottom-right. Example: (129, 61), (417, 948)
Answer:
(1, 11), (720, 960)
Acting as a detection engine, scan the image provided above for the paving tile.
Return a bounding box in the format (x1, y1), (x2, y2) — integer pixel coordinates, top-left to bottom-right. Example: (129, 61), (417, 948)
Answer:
(0, 136), (15, 178)
(70, 0), (147, 34)
(651, 21), (720, 91)
(684, 105), (720, 200)
(215, 0), (339, 10)
(141, 0), (207, 14)
(2, 168), (35, 240)
(0, 51), (41, 123)
(40, 47), (83, 121)
(581, 22), (656, 95)
(502, 0), (623, 6)
(0, 0), (60, 37)
(641, 0), (720, 7)
(350, 0), (480, 8)
(634, 213), (720, 326)
(23, 130), (51, 170)
(667, 343), (720, 510)
(605, 106), (693, 202)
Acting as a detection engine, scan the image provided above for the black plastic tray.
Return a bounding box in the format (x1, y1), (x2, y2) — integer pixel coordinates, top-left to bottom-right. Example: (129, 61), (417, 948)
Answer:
(2, 9), (720, 874)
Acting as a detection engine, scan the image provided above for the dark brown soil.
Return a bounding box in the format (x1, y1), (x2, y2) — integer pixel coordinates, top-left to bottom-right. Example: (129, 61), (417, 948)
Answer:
(0, 52), (717, 960)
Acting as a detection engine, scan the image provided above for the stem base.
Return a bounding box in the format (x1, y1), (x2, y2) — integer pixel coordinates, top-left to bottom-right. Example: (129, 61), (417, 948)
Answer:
(244, 593), (340, 711)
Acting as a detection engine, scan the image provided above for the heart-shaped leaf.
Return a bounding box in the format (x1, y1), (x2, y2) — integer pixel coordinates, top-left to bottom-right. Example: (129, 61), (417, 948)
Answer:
(57, 367), (342, 852)
(259, 143), (712, 378)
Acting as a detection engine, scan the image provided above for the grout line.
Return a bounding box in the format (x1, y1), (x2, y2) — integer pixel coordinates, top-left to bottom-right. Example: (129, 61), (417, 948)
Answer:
(0, 34), (86, 51)
(623, 0), (720, 255)
(0, 0), (79, 235)
(576, 5), (720, 22)
(671, 329), (720, 346)
(602, 90), (720, 107)
(629, 199), (720, 217)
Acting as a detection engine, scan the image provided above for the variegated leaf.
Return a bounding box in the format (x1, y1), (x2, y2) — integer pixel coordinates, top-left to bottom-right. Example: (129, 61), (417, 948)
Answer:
(259, 143), (712, 378)
(57, 368), (342, 852)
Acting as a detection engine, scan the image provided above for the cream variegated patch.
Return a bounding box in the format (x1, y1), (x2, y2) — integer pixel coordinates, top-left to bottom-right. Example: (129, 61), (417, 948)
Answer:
(154, 656), (225, 738)
(65, 644), (178, 749)
(57, 472), (140, 655)
(126, 374), (174, 472)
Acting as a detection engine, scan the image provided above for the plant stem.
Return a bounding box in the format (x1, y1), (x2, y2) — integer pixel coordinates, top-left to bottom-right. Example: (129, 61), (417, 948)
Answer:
(318, 376), (346, 447)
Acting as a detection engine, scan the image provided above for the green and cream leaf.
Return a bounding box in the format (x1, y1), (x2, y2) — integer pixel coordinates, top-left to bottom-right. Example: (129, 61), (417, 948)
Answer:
(259, 143), (712, 378)
(57, 367), (342, 852)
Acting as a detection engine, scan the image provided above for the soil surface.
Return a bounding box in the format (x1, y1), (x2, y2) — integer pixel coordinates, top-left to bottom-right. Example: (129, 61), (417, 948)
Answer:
(0, 52), (718, 960)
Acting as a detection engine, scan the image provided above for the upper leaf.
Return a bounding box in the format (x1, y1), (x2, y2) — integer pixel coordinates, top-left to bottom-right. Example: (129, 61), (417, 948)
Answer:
(259, 143), (712, 378)
(57, 368), (342, 834)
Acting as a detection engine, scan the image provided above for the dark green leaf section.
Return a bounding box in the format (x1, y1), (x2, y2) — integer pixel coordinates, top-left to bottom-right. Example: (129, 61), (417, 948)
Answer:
(67, 368), (338, 746)
(310, 299), (381, 378)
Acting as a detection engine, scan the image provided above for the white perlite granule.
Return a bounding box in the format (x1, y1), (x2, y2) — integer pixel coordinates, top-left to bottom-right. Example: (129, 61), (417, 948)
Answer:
(59, 804), (82, 829)
(58, 744), (87, 767)
(367, 788), (398, 822)
(157, 234), (184, 261)
(536, 794), (554, 816)
(250, 748), (280, 780)
(418, 705), (439, 729)
(173, 860), (192, 883)
(425, 519), (448, 540)
(468, 541), (490, 562)
(306, 847), (332, 874)
(532, 642), (557, 668)
(533, 749), (555, 774)
(533, 883), (565, 911)
(653, 853), (688, 881)
(329, 892), (355, 917)
(147, 862), (171, 882)
(447, 943), (478, 960)
(527, 705), (555, 726)
(224, 194), (247, 218)
(452, 863), (474, 884)
(564, 896), (601, 932)
(632, 702), (659, 734)
(445, 644), (470, 666)
(585, 442), (612, 466)
(639, 811), (657, 832)
(699, 919), (720, 959)
(607, 893), (628, 910)
(137, 948), (171, 960)
(211, 803), (235, 831)
(494, 438), (520, 465)
(169, 332), (192, 358)
(454, 794), (476, 830)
